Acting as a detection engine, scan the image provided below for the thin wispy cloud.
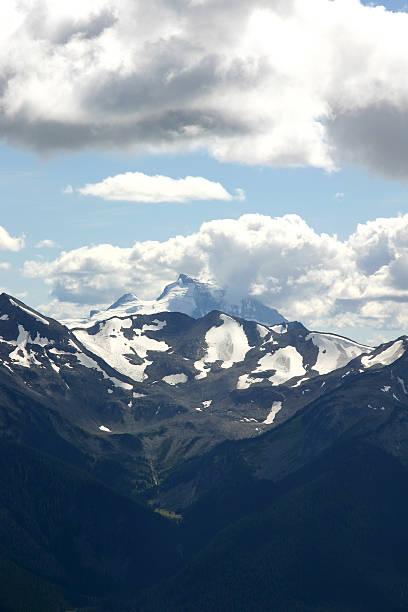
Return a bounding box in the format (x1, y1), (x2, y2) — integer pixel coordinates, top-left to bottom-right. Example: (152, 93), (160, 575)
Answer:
(77, 172), (243, 203)
(35, 239), (60, 249)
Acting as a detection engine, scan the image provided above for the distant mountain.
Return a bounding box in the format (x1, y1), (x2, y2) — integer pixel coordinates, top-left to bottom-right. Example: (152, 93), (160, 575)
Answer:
(63, 273), (287, 328)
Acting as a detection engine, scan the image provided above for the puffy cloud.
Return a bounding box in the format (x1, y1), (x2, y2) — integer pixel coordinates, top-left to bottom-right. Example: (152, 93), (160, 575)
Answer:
(1, 1), (408, 177)
(0, 262), (11, 270)
(0, 225), (24, 251)
(77, 171), (242, 203)
(62, 184), (73, 195)
(23, 212), (408, 335)
(35, 239), (59, 248)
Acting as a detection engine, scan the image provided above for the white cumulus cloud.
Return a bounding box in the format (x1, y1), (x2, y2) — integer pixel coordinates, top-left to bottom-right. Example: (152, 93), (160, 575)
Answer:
(77, 172), (242, 203)
(1, 1), (408, 177)
(22, 212), (408, 338)
(0, 226), (24, 251)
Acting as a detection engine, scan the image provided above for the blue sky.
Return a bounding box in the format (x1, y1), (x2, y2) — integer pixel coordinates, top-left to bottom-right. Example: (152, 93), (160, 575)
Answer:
(3, 147), (408, 285)
(363, 1), (407, 8)
(2, 0), (408, 344)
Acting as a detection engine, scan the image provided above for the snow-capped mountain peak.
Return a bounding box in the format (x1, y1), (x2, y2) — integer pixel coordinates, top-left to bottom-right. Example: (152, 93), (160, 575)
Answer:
(107, 292), (140, 310)
(158, 273), (202, 296)
(63, 274), (287, 328)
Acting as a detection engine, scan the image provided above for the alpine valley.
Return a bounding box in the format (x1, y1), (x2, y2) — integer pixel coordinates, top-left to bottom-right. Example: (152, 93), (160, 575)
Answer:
(1, 276), (408, 611)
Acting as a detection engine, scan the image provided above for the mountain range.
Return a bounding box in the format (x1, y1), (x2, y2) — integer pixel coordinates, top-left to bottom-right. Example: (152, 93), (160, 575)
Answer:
(1, 283), (408, 611)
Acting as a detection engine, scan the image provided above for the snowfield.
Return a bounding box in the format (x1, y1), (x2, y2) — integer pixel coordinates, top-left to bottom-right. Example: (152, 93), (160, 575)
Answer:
(255, 346), (306, 386)
(73, 317), (169, 382)
(237, 346), (305, 389)
(306, 332), (371, 375)
(194, 314), (252, 378)
(361, 340), (405, 368)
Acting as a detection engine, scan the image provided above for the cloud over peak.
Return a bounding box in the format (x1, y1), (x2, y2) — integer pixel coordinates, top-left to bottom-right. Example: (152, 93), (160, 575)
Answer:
(23, 212), (408, 335)
(77, 172), (242, 203)
(1, 1), (408, 178)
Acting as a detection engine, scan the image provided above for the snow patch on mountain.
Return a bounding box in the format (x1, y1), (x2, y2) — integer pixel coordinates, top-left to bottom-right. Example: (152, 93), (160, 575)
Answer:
(256, 346), (306, 386)
(236, 374), (264, 390)
(71, 345), (133, 390)
(237, 346), (306, 389)
(257, 324), (269, 339)
(2, 326), (52, 349)
(72, 317), (169, 382)
(3, 324), (54, 368)
(205, 315), (252, 367)
(271, 324), (287, 334)
(361, 340), (405, 368)
(307, 332), (371, 375)
(292, 377), (309, 387)
(142, 320), (166, 332)
(263, 401), (282, 424)
(162, 373), (188, 385)
(8, 325), (41, 367)
(194, 314), (252, 378)
(49, 360), (60, 373)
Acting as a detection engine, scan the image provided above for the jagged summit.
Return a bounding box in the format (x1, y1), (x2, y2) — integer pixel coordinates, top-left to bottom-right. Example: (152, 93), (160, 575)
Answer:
(63, 274), (287, 328)
(157, 273), (212, 300)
